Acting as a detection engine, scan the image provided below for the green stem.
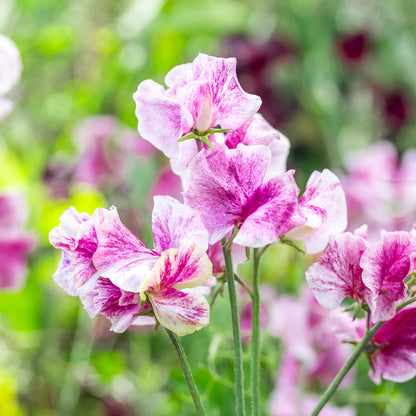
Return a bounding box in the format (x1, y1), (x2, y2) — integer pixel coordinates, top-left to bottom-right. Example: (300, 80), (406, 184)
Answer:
(311, 296), (416, 415)
(311, 321), (383, 416)
(251, 248), (261, 416)
(166, 329), (206, 416)
(222, 236), (246, 416)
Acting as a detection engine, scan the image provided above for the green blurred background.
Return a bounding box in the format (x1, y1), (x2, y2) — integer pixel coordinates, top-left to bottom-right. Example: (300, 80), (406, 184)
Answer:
(1, 0), (416, 414)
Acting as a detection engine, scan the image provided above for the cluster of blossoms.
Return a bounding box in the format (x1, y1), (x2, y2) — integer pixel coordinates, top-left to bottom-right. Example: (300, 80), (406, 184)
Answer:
(50, 53), (347, 337)
(49, 53), (416, 415)
(306, 224), (416, 383)
(0, 34), (21, 120)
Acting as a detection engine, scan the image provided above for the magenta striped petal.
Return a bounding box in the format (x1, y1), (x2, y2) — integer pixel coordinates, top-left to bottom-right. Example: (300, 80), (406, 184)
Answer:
(93, 206), (158, 292)
(361, 231), (416, 322)
(147, 287), (209, 336)
(370, 306), (416, 383)
(306, 229), (369, 309)
(152, 196), (209, 253)
(144, 239), (212, 292)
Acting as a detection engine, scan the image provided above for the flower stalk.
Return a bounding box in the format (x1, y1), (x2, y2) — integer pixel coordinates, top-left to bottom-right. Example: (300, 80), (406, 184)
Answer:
(166, 328), (206, 416)
(251, 247), (261, 416)
(222, 236), (246, 416)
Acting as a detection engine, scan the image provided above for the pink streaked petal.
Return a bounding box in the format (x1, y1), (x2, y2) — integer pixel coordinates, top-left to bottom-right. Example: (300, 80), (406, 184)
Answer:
(234, 171), (299, 247)
(144, 239), (212, 292)
(305, 231), (369, 309)
(80, 277), (141, 333)
(184, 144), (272, 244)
(147, 287), (209, 336)
(93, 206), (158, 292)
(370, 307), (416, 383)
(49, 206), (91, 251)
(361, 231), (416, 322)
(133, 79), (193, 158)
(293, 169), (347, 254)
(152, 196), (209, 253)
(53, 251), (78, 296)
(191, 54), (261, 129)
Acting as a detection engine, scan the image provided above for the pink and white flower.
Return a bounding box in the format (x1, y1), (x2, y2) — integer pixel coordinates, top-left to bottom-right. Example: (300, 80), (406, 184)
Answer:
(133, 53), (261, 159)
(184, 144), (299, 247)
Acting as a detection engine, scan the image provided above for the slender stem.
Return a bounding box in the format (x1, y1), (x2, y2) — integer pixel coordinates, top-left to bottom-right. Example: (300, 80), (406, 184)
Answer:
(166, 329), (206, 416)
(311, 296), (416, 415)
(222, 236), (246, 416)
(311, 320), (384, 416)
(251, 248), (261, 416)
(235, 273), (253, 298)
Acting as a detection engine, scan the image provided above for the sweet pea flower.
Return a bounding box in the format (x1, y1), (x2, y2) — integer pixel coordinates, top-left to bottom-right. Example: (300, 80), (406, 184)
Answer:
(0, 34), (22, 119)
(133, 53), (261, 159)
(305, 226), (369, 308)
(93, 196), (209, 293)
(360, 231), (416, 322)
(0, 193), (35, 290)
(369, 306), (416, 384)
(285, 169), (347, 254)
(184, 144), (299, 247)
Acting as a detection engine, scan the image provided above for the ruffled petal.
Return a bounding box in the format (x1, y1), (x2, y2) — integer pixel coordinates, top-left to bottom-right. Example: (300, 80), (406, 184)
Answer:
(361, 231), (416, 322)
(288, 169), (347, 254)
(144, 239), (212, 291)
(305, 230), (369, 308)
(184, 144), (272, 244)
(370, 307), (416, 383)
(147, 287), (209, 336)
(152, 195), (209, 253)
(234, 171), (299, 247)
(93, 206), (158, 292)
(133, 79), (193, 158)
